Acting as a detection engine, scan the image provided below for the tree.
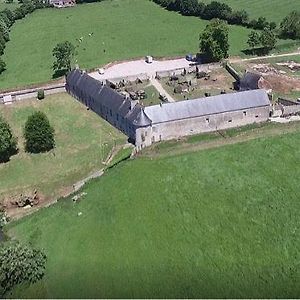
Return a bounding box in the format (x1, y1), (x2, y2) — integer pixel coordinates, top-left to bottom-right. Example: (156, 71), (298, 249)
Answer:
(0, 243), (46, 294)
(24, 111), (55, 153)
(280, 11), (300, 39)
(0, 115), (17, 163)
(260, 27), (277, 52)
(52, 41), (75, 74)
(199, 19), (229, 62)
(202, 1), (232, 20)
(247, 31), (260, 49)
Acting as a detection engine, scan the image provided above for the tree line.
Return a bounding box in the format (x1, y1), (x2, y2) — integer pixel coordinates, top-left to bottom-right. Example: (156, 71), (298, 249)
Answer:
(0, 0), (51, 75)
(152, 0), (300, 40)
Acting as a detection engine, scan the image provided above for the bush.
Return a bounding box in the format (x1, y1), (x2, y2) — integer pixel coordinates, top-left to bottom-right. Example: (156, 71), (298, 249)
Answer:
(37, 89), (45, 100)
(0, 242), (47, 295)
(24, 111), (55, 153)
(0, 115), (17, 163)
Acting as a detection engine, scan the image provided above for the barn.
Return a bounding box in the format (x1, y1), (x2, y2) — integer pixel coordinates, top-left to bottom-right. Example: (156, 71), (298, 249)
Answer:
(66, 69), (271, 151)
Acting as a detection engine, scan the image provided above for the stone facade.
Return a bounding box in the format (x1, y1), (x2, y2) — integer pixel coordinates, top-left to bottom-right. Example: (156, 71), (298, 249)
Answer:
(66, 69), (271, 151)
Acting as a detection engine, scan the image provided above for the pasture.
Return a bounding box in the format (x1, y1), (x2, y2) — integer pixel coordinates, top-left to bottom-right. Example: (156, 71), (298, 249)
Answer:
(0, 93), (126, 217)
(0, 0), (268, 89)
(6, 125), (300, 298)
(201, 0), (300, 22)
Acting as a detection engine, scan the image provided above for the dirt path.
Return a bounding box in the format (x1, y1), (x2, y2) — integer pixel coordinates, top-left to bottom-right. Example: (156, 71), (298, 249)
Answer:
(150, 78), (175, 102)
(141, 122), (300, 159)
(230, 51), (300, 63)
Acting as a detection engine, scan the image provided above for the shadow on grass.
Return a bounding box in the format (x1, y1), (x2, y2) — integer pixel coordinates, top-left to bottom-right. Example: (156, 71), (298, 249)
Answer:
(52, 69), (67, 79)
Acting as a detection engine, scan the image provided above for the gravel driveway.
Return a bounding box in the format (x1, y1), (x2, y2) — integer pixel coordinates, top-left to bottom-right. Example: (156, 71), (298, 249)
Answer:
(89, 58), (192, 80)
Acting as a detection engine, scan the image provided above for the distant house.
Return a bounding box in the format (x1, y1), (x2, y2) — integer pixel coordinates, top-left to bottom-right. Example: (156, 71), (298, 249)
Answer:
(66, 69), (271, 151)
(49, 0), (75, 8)
(239, 72), (272, 93)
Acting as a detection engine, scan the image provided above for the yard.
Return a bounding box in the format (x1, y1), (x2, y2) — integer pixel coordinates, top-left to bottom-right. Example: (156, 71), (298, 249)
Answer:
(0, 0), (297, 90)
(159, 67), (235, 101)
(5, 123), (300, 298)
(0, 93), (126, 218)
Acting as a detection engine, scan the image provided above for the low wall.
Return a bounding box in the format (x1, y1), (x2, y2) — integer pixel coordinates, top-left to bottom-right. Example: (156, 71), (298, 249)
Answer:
(0, 84), (66, 105)
(155, 63), (220, 79)
(103, 73), (150, 85)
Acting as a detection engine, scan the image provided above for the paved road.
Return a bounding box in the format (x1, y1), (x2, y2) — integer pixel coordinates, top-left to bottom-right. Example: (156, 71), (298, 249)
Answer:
(150, 78), (175, 103)
(89, 58), (192, 81)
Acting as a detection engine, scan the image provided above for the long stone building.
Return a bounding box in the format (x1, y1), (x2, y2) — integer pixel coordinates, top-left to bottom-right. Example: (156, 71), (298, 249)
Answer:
(66, 69), (271, 151)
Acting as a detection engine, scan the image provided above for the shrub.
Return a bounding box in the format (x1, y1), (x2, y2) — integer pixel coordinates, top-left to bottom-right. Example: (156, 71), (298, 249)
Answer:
(0, 242), (47, 295)
(37, 89), (45, 100)
(0, 115), (17, 163)
(24, 111), (55, 153)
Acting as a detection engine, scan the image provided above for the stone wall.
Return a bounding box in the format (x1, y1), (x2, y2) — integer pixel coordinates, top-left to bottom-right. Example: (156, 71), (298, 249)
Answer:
(135, 105), (270, 150)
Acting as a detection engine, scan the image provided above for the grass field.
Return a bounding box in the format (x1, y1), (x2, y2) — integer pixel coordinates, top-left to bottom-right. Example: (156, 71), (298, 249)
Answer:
(0, 93), (125, 212)
(201, 0), (300, 22)
(1, 0), (297, 90)
(5, 124), (300, 298)
(0, 0), (19, 11)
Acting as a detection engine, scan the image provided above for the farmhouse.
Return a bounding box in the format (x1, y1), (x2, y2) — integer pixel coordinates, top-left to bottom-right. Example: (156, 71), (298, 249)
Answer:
(66, 69), (271, 150)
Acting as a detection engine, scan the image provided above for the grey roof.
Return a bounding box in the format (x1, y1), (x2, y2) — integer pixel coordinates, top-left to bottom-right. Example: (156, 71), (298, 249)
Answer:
(66, 69), (151, 127)
(239, 72), (261, 91)
(144, 89), (270, 124)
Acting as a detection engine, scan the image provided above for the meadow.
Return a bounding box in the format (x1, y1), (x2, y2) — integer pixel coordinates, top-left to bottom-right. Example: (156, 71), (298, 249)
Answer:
(0, 93), (125, 213)
(6, 125), (300, 298)
(201, 0), (300, 22)
(0, 0), (295, 90)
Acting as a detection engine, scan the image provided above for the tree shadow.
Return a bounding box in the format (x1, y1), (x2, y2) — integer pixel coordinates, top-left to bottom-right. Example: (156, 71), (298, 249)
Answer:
(52, 69), (68, 79)
(242, 47), (270, 56)
(0, 148), (18, 164)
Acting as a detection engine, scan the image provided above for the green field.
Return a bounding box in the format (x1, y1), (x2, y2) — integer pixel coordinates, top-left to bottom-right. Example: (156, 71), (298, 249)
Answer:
(0, 0), (19, 11)
(0, 0), (286, 90)
(5, 124), (300, 298)
(0, 93), (125, 213)
(201, 0), (300, 22)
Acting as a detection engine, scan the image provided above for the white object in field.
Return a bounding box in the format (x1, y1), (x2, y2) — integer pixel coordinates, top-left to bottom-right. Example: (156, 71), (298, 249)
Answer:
(145, 56), (153, 64)
(3, 95), (12, 105)
(98, 68), (105, 75)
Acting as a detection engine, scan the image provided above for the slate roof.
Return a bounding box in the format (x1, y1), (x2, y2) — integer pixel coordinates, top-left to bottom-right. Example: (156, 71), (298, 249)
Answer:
(239, 72), (261, 91)
(66, 69), (151, 127)
(144, 89), (270, 124)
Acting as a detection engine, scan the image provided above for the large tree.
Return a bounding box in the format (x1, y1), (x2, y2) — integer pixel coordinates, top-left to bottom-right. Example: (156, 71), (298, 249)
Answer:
(0, 115), (17, 163)
(199, 19), (229, 62)
(280, 11), (300, 39)
(52, 41), (75, 74)
(0, 243), (46, 295)
(247, 31), (260, 49)
(260, 27), (277, 52)
(24, 111), (55, 153)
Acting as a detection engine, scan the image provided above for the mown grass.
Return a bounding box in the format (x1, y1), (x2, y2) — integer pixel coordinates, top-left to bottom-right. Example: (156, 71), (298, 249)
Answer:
(201, 0), (300, 22)
(5, 126), (300, 298)
(0, 93), (125, 202)
(0, 0), (268, 90)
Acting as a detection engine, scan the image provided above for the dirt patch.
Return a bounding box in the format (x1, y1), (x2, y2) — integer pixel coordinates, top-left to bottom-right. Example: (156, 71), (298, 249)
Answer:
(264, 74), (300, 94)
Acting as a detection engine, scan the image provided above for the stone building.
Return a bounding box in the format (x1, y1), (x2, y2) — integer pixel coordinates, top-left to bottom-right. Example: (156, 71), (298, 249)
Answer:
(66, 69), (271, 151)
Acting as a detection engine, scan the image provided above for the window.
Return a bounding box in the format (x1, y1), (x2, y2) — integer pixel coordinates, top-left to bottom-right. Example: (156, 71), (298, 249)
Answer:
(110, 110), (112, 117)
(228, 119), (232, 123)
(243, 111), (247, 116)
(116, 114), (119, 121)
(145, 131), (147, 137)
(255, 115), (259, 118)
(206, 118), (210, 123)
